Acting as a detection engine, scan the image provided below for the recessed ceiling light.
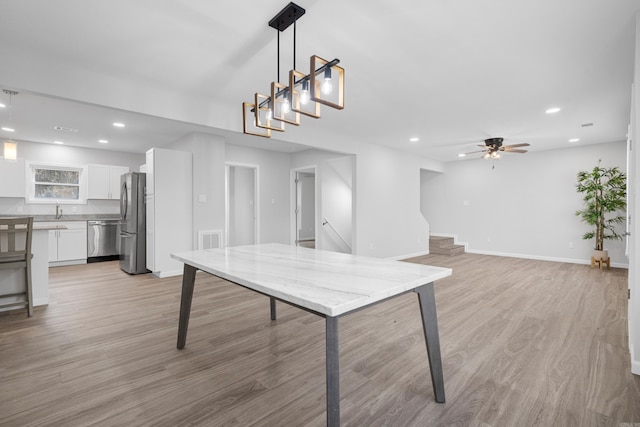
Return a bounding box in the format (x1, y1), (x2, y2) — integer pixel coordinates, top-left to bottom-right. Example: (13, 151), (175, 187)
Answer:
(2, 126), (15, 132)
(569, 138), (580, 142)
(53, 141), (64, 145)
(409, 137), (419, 142)
(113, 122), (125, 128)
(545, 107), (561, 114)
(458, 153), (466, 158)
(98, 139), (109, 144)
(0, 103), (5, 108)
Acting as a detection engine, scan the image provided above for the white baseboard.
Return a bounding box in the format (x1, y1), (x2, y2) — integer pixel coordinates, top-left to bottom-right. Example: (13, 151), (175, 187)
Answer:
(465, 248), (629, 269)
(151, 269), (183, 278)
(34, 297), (48, 307)
(631, 344), (640, 376)
(49, 259), (87, 267)
(388, 250), (430, 261)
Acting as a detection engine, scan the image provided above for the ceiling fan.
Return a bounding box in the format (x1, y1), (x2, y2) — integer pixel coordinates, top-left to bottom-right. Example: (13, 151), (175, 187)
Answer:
(465, 137), (530, 159)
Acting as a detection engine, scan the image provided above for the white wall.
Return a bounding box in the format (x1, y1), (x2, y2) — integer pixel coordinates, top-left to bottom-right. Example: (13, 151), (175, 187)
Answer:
(225, 144), (291, 245)
(422, 141), (628, 266)
(355, 144), (433, 258)
(0, 140), (143, 216)
(321, 156), (353, 253)
(166, 133), (226, 249)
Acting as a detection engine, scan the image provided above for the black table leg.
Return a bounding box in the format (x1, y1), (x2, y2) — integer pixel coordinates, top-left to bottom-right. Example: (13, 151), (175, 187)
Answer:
(416, 282), (445, 403)
(177, 264), (197, 349)
(270, 297), (276, 320)
(326, 315), (340, 426)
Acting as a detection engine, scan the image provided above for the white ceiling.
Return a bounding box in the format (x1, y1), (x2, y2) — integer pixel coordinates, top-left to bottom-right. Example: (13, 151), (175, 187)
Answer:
(0, 0), (638, 162)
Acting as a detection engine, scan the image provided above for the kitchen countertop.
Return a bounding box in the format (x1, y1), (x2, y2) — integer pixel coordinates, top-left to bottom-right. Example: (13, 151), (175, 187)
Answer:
(0, 214), (121, 222)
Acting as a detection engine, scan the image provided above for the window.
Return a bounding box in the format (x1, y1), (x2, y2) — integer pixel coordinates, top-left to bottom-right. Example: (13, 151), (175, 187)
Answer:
(26, 162), (87, 204)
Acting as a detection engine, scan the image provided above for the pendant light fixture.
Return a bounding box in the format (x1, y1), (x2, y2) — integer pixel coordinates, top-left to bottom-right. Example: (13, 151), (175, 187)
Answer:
(242, 2), (344, 138)
(2, 89), (18, 160)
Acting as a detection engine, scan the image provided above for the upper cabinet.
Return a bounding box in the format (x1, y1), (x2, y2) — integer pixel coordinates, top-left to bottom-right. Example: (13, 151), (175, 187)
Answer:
(87, 164), (129, 200)
(0, 158), (25, 198)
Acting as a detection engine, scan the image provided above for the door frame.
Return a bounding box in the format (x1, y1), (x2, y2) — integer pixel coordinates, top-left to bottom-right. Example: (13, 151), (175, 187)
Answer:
(290, 165), (317, 247)
(225, 162), (260, 247)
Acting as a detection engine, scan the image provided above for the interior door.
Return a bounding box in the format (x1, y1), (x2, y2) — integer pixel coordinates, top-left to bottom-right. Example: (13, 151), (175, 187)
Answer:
(226, 164), (257, 247)
(295, 170), (316, 248)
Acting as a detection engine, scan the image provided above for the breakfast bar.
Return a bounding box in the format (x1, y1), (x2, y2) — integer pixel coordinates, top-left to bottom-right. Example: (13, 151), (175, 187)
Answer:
(171, 243), (452, 427)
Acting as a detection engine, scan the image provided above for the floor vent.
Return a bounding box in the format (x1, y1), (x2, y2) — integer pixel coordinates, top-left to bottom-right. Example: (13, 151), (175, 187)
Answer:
(198, 230), (223, 250)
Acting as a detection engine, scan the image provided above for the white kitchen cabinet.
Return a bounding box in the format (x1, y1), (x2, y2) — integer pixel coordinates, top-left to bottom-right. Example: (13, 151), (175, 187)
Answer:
(145, 148), (192, 277)
(0, 158), (25, 198)
(40, 221), (87, 265)
(88, 164), (129, 200)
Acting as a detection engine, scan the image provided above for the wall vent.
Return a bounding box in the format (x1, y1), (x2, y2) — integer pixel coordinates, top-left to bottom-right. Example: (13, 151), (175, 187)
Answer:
(198, 230), (224, 250)
(53, 125), (78, 132)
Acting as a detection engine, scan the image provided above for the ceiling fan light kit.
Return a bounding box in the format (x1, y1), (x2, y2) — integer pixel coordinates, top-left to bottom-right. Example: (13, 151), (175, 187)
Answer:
(464, 137), (530, 161)
(242, 2), (344, 139)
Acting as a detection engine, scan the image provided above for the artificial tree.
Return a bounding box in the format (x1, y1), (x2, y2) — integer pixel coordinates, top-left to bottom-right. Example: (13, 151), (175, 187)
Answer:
(575, 160), (627, 259)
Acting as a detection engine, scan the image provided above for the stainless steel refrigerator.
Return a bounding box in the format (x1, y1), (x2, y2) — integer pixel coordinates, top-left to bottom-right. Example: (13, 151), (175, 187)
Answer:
(120, 172), (148, 274)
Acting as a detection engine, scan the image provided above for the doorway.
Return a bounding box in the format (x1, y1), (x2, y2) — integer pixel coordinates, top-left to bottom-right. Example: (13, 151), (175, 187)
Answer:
(292, 167), (316, 248)
(225, 163), (259, 247)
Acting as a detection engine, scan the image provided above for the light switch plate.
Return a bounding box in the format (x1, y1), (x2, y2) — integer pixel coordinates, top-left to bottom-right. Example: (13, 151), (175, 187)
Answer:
(198, 195), (207, 203)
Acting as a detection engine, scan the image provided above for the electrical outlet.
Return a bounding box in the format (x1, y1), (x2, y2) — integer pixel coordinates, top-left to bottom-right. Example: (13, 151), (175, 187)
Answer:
(16, 206), (23, 213)
(568, 242), (574, 249)
(72, 206), (78, 213)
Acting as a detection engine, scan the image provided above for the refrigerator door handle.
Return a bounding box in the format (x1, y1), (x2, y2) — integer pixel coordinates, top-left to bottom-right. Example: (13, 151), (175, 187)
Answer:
(121, 180), (128, 220)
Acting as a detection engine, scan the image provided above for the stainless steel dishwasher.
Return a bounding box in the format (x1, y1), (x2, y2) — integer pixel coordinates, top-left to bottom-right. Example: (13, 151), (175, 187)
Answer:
(87, 220), (121, 262)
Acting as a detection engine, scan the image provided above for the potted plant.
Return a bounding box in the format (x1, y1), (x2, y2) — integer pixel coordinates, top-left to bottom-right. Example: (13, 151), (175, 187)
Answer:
(575, 159), (627, 263)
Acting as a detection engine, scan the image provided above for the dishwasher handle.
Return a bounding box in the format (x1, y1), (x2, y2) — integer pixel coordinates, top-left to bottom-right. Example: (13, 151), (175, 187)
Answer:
(89, 220), (121, 226)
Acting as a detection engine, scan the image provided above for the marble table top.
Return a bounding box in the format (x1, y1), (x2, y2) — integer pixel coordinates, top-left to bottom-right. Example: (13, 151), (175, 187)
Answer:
(171, 243), (452, 317)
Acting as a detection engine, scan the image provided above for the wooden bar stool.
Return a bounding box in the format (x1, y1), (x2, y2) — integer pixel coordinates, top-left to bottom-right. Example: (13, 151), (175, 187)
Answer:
(0, 217), (34, 316)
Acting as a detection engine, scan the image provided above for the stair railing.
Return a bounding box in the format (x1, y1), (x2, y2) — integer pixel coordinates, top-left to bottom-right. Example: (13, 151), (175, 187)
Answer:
(322, 218), (352, 253)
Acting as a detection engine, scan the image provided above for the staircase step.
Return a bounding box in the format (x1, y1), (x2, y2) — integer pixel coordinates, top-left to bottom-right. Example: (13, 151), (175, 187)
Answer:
(429, 236), (454, 246)
(430, 244), (465, 256)
(429, 236), (465, 256)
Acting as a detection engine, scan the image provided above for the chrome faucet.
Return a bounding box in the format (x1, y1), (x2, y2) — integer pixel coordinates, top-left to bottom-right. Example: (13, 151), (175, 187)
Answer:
(55, 203), (62, 219)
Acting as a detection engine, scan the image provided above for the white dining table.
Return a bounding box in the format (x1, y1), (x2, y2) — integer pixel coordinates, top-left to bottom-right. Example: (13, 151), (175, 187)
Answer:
(171, 243), (452, 427)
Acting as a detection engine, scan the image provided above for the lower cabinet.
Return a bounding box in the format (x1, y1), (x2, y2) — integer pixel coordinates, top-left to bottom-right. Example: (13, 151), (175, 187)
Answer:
(40, 221), (87, 265)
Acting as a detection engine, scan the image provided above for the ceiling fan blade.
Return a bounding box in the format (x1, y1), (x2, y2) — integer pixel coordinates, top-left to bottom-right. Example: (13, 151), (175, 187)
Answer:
(503, 148), (528, 153)
(503, 143), (530, 148)
(464, 150), (487, 155)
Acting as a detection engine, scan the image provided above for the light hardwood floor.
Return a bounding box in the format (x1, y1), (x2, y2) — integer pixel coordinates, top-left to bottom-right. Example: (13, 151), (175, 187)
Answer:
(1, 253), (639, 426)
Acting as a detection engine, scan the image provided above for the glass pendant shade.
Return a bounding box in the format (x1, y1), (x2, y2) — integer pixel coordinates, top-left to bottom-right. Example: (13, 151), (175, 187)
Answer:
(310, 55), (344, 110)
(254, 93), (285, 132)
(289, 69), (321, 118)
(3, 140), (17, 160)
(271, 82), (300, 125)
